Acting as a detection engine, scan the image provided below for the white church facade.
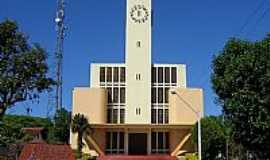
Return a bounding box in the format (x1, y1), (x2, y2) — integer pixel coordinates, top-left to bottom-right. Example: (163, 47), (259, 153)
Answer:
(71, 0), (203, 157)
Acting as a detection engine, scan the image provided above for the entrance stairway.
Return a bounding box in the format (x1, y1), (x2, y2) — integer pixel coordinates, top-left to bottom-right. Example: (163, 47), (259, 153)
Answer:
(98, 155), (177, 160)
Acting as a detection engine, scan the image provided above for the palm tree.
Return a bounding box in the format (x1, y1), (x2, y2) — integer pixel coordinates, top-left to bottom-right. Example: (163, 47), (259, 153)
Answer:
(71, 113), (91, 159)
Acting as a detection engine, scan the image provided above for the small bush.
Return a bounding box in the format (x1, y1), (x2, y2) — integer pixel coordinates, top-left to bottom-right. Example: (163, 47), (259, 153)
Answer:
(81, 153), (96, 160)
(185, 153), (198, 160)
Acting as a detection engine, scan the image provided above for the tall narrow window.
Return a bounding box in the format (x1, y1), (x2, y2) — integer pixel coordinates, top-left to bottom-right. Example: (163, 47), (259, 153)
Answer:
(171, 67), (177, 83)
(151, 132), (169, 154)
(120, 88), (125, 103)
(152, 67), (156, 83)
(151, 109), (156, 123)
(136, 108), (141, 115)
(158, 109), (163, 123)
(113, 88), (119, 103)
(165, 88), (169, 103)
(107, 109), (112, 123)
(136, 41), (141, 47)
(136, 74), (141, 80)
(158, 132), (164, 149)
(165, 132), (169, 150)
(120, 67), (126, 82)
(119, 132), (124, 152)
(112, 132), (118, 150)
(106, 132), (125, 154)
(158, 67), (163, 83)
(107, 88), (112, 103)
(152, 88), (156, 103)
(112, 109), (118, 123)
(165, 109), (168, 123)
(151, 132), (157, 152)
(113, 67), (119, 82)
(107, 67), (112, 82)
(100, 67), (105, 82)
(120, 109), (125, 123)
(158, 88), (163, 103)
(165, 67), (170, 83)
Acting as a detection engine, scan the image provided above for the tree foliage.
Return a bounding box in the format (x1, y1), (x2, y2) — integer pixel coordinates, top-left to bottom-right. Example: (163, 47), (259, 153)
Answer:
(0, 114), (53, 146)
(0, 20), (55, 119)
(0, 111), (72, 147)
(211, 35), (270, 158)
(51, 108), (71, 144)
(71, 113), (91, 159)
(192, 116), (227, 160)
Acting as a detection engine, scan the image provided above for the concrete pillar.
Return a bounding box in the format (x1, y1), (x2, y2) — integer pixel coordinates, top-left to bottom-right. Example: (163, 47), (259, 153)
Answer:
(125, 128), (129, 155)
(147, 128), (151, 155)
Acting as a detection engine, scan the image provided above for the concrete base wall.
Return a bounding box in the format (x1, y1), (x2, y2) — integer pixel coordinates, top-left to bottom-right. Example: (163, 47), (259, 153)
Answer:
(71, 127), (195, 156)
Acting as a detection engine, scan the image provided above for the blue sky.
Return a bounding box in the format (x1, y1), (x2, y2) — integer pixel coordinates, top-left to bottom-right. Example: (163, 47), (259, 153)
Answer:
(1, 0), (270, 118)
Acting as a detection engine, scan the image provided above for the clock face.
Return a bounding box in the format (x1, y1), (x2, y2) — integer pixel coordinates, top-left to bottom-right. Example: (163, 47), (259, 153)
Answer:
(130, 5), (149, 23)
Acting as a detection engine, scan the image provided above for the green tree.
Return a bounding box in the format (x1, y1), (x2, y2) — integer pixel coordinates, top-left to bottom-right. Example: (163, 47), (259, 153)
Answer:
(0, 20), (55, 119)
(211, 35), (270, 158)
(71, 113), (91, 159)
(0, 114), (53, 146)
(51, 108), (71, 144)
(192, 116), (227, 160)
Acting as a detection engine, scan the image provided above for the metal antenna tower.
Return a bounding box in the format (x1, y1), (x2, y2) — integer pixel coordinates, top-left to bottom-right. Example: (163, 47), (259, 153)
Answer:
(55, 0), (66, 111)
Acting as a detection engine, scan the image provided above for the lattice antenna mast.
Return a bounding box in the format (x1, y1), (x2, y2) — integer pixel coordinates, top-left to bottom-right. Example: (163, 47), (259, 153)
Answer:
(55, 0), (66, 111)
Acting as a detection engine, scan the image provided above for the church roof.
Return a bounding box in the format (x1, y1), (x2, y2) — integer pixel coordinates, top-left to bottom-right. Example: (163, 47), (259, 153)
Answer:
(19, 143), (75, 160)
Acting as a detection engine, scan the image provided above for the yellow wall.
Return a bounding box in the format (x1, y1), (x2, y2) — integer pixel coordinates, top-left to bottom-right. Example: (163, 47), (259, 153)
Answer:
(169, 88), (204, 124)
(72, 87), (107, 124)
(71, 88), (107, 154)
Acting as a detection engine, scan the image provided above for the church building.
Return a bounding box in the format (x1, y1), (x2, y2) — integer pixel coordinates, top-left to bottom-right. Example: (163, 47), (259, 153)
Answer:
(71, 0), (203, 157)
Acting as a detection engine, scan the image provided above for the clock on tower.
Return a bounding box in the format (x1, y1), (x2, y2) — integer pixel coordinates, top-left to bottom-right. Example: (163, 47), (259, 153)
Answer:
(130, 5), (149, 23)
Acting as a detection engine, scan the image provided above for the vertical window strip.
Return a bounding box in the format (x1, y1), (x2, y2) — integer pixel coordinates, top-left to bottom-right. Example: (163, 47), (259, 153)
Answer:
(151, 66), (180, 124)
(163, 67), (165, 85)
(116, 76), (119, 123)
(100, 67), (105, 83)
(169, 67), (172, 86)
(171, 67), (177, 84)
(113, 67), (119, 83)
(176, 66), (178, 86)
(163, 87), (165, 124)
(105, 132), (125, 154)
(156, 66), (158, 85)
(110, 132), (113, 154)
(117, 132), (119, 153)
(99, 67), (125, 124)
(156, 132), (158, 153)
(163, 132), (166, 152)
(165, 67), (170, 83)
(151, 132), (169, 154)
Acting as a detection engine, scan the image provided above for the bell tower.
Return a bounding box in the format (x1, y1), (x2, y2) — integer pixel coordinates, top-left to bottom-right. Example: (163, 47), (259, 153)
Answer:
(125, 0), (152, 124)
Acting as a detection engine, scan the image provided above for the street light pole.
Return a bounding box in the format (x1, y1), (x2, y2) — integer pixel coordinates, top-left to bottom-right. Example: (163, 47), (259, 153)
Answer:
(171, 89), (202, 160)
(198, 112), (202, 160)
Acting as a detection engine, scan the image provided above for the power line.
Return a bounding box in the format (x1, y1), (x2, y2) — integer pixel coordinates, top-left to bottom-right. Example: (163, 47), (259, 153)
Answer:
(248, 5), (270, 34)
(236, 0), (268, 37)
